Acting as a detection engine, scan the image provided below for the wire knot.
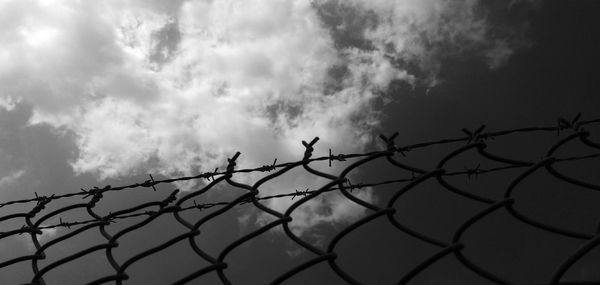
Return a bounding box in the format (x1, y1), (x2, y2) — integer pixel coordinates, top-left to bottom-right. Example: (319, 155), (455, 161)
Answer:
(291, 188), (310, 200)
(259, 158), (278, 172)
(462, 125), (487, 143)
(203, 168), (219, 181)
(557, 113), (583, 135)
(345, 179), (363, 192)
(29, 193), (54, 216)
(302, 137), (320, 160)
(379, 132), (399, 152)
(19, 225), (42, 235)
(328, 149), (346, 167)
(33, 192), (54, 206)
(226, 152), (241, 173)
(145, 174), (158, 191)
(192, 200), (205, 211)
(465, 164), (481, 181)
(161, 189), (180, 208)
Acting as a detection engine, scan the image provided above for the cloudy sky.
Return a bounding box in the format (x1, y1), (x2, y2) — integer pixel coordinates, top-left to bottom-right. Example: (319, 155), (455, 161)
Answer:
(1, 0), (599, 284)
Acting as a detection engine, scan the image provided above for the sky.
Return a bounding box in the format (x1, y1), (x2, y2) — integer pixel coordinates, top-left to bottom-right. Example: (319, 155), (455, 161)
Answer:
(0, 0), (599, 284)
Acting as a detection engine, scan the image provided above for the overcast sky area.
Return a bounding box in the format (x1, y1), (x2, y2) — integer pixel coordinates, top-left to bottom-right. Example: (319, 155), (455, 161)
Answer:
(1, 0), (600, 284)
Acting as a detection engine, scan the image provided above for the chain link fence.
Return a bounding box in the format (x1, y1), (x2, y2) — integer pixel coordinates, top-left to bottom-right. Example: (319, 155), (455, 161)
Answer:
(1, 114), (600, 284)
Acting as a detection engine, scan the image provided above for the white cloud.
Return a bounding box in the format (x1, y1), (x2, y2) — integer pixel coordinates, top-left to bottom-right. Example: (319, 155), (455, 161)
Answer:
(0, 0), (532, 234)
(0, 96), (20, 111)
(283, 185), (378, 236)
(22, 226), (59, 250)
(0, 169), (25, 189)
(317, 0), (528, 84)
(39, 227), (58, 242)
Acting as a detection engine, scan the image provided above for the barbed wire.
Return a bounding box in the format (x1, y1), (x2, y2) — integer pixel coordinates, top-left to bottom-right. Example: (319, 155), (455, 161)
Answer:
(1, 151), (597, 235)
(1, 113), (600, 284)
(2, 114), (598, 210)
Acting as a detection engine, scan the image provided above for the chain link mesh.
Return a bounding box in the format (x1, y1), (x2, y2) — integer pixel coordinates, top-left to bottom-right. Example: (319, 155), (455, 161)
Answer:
(1, 114), (600, 284)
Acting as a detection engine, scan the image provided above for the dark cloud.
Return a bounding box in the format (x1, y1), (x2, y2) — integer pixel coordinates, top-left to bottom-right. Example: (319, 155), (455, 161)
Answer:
(0, 102), (80, 201)
(149, 19), (181, 70)
(313, 0), (379, 50)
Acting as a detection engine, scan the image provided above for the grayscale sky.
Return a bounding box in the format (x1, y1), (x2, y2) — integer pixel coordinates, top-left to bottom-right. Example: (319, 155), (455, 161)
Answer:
(0, 0), (599, 284)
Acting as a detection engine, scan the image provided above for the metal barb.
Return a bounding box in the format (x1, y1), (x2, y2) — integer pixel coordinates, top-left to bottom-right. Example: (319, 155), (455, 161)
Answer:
(149, 174), (158, 191)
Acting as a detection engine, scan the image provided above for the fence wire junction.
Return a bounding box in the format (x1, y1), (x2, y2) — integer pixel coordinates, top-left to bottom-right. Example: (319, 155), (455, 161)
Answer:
(1, 114), (600, 284)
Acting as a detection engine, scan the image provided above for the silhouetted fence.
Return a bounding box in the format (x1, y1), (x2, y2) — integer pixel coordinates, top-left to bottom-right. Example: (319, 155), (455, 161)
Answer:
(1, 114), (600, 284)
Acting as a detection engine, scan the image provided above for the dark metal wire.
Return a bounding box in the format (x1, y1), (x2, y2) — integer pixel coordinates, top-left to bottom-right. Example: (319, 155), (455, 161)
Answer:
(1, 114), (600, 284)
